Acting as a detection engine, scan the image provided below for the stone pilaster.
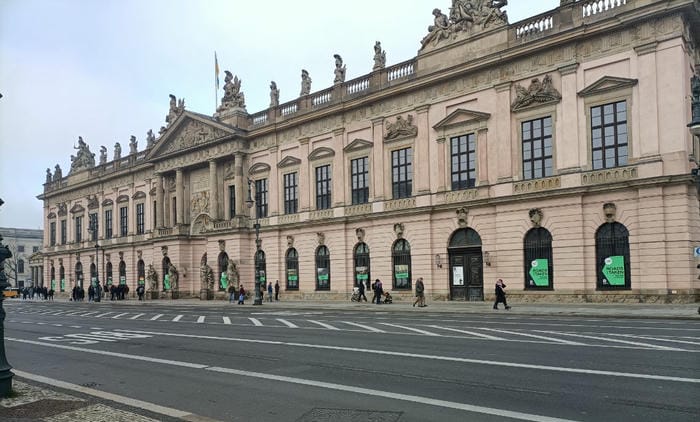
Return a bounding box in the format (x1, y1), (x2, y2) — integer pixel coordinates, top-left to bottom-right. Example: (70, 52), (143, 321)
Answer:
(332, 128), (345, 206)
(175, 169), (184, 225)
(414, 105), (431, 194)
(209, 160), (219, 220)
(299, 138), (311, 211)
(156, 174), (165, 228)
(234, 152), (244, 217)
(371, 117), (385, 200)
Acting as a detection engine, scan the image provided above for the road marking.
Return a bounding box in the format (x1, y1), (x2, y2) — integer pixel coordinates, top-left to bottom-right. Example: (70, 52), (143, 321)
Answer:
(428, 326), (503, 340)
(343, 321), (384, 332)
(475, 328), (584, 345)
(111, 313), (128, 319)
(81, 312), (99, 317)
(249, 318), (263, 326)
(129, 313), (145, 320)
(197, 316), (206, 323)
(95, 312), (113, 318)
(277, 319), (298, 328)
(38, 331), (153, 345)
(307, 320), (339, 330)
(380, 323), (440, 336)
(533, 330), (685, 351)
(150, 314), (163, 321)
(605, 333), (700, 346)
(222, 316), (232, 325)
(172, 315), (184, 322)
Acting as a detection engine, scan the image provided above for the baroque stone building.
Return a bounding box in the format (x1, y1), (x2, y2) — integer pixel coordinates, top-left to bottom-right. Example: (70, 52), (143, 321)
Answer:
(39, 0), (700, 302)
(0, 227), (43, 289)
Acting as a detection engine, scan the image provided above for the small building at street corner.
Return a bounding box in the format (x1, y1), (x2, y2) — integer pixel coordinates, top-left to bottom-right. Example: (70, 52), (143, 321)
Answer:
(38, 0), (700, 303)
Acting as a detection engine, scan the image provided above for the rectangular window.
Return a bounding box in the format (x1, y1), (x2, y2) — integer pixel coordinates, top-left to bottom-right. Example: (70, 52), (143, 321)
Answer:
(255, 179), (268, 218)
(119, 206), (128, 237)
(392, 147), (413, 199)
(89, 212), (98, 241)
(60, 220), (67, 245)
(33, 246), (39, 253)
(284, 172), (298, 214)
(17, 245), (24, 253)
(152, 201), (157, 228)
(50, 222), (56, 246)
(522, 117), (553, 180)
(172, 198), (177, 225)
(228, 186), (236, 218)
(315, 165), (331, 210)
(104, 209), (113, 239)
(591, 101), (628, 170)
(450, 134), (477, 189)
(75, 216), (82, 243)
(136, 203), (145, 234)
(351, 157), (369, 205)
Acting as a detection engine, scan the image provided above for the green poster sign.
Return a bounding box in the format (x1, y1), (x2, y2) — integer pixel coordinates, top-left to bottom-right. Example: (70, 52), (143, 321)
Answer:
(288, 275), (298, 281)
(119, 276), (126, 285)
(318, 274), (329, 281)
(602, 255), (625, 286)
(356, 274), (368, 280)
(220, 273), (228, 289)
(138, 277), (145, 286)
(164, 274), (171, 290)
(107, 277), (113, 286)
(91, 278), (97, 287)
(60, 278), (65, 292)
(528, 259), (550, 287)
(51, 280), (56, 290)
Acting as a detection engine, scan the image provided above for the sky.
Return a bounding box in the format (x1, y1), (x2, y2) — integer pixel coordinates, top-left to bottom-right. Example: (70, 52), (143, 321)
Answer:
(0, 0), (559, 230)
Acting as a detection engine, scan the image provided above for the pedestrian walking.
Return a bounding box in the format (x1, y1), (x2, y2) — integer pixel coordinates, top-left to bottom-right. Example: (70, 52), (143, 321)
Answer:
(267, 282), (273, 302)
(238, 285), (246, 305)
(228, 284), (236, 303)
(274, 280), (280, 301)
(493, 279), (511, 310)
(374, 279), (383, 304)
(358, 280), (367, 302)
(413, 277), (426, 307)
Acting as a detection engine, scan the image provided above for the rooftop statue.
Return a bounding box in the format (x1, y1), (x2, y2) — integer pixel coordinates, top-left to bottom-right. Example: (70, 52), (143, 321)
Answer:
(300, 69), (312, 96)
(114, 142), (122, 160)
(373, 41), (386, 71)
(165, 94), (185, 125)
(99, 146), (107, 164)
(45, 168), (52, 184)
(269, 81), (280, 107)
(421, 1), (509, 50)
(146, 129), (156, 148)
(129, 135), (138, 155)
(421, 8), (450, 48)
(53, 164), (62, 182)
(333, 54), (346, 84)
(217, 70), (246, 112)
(69, 136), (96, 174)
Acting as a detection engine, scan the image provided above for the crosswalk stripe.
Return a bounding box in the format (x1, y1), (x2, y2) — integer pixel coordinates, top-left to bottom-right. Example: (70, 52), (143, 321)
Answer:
(343, 321), (384, 333)
(173, 315), (184, 322)
(428, 326), (503, 340)
(277, 319), (298, 328)
(533, 330), (684, 350)
(150, 314), (163, 321)
(475, 327), (584, 345)
(248, 318), (263, 326)
(307, 320), (339, 330)
(603, 333), (700, 346)
(95, 312), (113, 318)
(81, 312), (99, 317)
(222, 317), (231, 325)
(111, 313), (129, 319)
(197, 316), (206, 323)
(379, 323), (440, 336)
(129, 313), (145, 320)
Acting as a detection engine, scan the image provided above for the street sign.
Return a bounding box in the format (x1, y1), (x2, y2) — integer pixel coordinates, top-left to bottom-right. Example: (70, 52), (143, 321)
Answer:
(694, 247), (700, 258)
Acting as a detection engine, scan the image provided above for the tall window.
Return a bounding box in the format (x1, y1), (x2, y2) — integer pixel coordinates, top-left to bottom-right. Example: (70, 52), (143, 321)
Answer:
(255, 179), (268, 218)
(152, 201), (157, 228)
(17, 245), (24, 252)
(228, 186), (236, 218)
(591, 101), (628, 170)
(17, 259), (24, 274)
(50, 222), (56, 246)
(351, 157), (369, 205)
(119, 260), (126, 285)
(89, 213), (98, 241)
(392, 147), (412, 199)
(353, 242), (370, 288)
(595, 222), (631, 289)
(119, 206), (128, 236)
(137, 260), (145, 285)
(284, 172), (298, 214)
(218, 252), (229, 291)
(106, 261), (113, 285)
(392, 239), (412, 289)
(172, 198), (177, 224)
(524, 227), (553, 289)
(451, 134), (476, 190)
(33, 246), (38, 253)
(255, 250), (267, 289)
(286, 248), (299, 290)
(60, 220), (66, 244)
(136, 203), (145, 234)
(74, 216), (82, 242)
(522, 117), (553, 179)
(104, 209), (113, 239)
(315, 165), (331, 210)
(315, 245), (330, 290)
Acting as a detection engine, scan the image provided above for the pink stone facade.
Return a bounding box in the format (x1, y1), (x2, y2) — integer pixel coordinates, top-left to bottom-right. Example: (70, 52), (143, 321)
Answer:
(39, 1), (700, 302)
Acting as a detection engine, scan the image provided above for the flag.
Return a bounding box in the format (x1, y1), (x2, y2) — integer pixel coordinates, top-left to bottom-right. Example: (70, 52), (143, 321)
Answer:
(214, 52), (220, 90)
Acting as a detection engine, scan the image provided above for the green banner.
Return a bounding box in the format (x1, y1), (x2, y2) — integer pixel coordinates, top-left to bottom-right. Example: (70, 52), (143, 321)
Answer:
(60, 278), (65, 292)
(356, 274), (368, 280)
(51, 280), (56, 290)
(602, 256), (625, 286)
(107, 277), (113, 286)
(138, 277), (145, 286)
(119, 276), (126, 286)
(164, 274), (171, 290)
(528, 259), (550, 287)
(220, 273), (228, 289)
(91, 278), (97, 288)
(288, 275), (298, 281)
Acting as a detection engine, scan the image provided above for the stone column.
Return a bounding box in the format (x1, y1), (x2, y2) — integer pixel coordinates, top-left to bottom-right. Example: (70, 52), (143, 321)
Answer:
(175, 169), (184, 225)
(558, 63), (580, 171)
(477, 129), (489, 185)
(494, 82), (512, 182)
(209, 160), (219, 220)
(414, 105), (431, 194)
(268, 146), (280, 216)
(635, 44), (660, 158)
(156, 173), (165, 228)
(436, 137), (446, 191)
(299, 138), (311, 211)
(371, 118), (385, 200)
(234, 152), (244, 216)
(332, 128), (345, 207)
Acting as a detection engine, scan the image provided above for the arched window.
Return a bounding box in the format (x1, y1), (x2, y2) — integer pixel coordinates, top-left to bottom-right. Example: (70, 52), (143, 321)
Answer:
(161, 257), (171, 291)
(255, 249), (267, 289)
(595, 222), (631, 289)
(59, 265), (65, 291)
(119, 260), (127, 285)
(392, 239), (411, 289)
(285, 248), (299, 290)
(75, 261), (83, 287)
(106, 261), (113, 285)
(315, 245), (330, 290)
(218, 252), (229, 291)
(353, 243), (370, 288)
(50, 266), (56, 281)
(524, 227), (553, 289)
(137, 259), (145, 285)
(90, 263), (97, 284)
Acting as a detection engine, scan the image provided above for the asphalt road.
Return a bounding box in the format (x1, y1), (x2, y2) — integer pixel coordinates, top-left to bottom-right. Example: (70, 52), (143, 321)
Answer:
(4, 300), (700, 422)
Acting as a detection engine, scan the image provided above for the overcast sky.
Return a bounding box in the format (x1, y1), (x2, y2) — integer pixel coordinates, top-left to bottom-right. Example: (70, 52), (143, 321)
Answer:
(0, 0), (558, 230)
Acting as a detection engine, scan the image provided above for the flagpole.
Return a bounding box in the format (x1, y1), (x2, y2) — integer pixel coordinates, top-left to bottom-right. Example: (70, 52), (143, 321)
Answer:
(214, 51), (219, 113)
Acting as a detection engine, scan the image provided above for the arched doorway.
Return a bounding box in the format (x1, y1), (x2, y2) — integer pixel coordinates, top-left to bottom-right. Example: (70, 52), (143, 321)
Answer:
(448, 228), (483, 301)
(75, 261), (84, 288)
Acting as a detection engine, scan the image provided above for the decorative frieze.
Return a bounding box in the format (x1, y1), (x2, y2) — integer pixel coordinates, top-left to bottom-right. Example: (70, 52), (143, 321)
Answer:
(513, 176), (561, 194)
(279, 214), (300, 225)
(581, 166), (638, 185)
(445, 189), (478, 204)
(310, 209), (334, 220)
(345, 203), (371, 216)
(383, 197), (416, 211)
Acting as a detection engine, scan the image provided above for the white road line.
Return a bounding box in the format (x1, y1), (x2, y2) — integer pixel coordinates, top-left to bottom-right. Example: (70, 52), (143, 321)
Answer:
(95, 312), (113, 318)
(196, 316), (206, 323)
(150, 314), (163, 321)
(249, 318), (263, 326)
(379, 323), (440, 336)
(222, 316), (232, 325)
(69, 325), (81, 329)
(475, 328), (584, 345)
(111, 313), (129, 319)
(307, 320), (339, 330)
(606, 333), (700, 346)
(533, 330), (685, 351)
(172, 315), (184, 322)
(81, 312), (99, 317)
(277, 319), (298, 328)
(52, 324), (63, 327)
(343, 321), (384, 333)
(428, 326), (503, 340)
(129, 313), (145, 320)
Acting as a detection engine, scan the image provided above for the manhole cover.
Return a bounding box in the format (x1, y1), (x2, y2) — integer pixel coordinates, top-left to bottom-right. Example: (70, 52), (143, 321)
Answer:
(295, 408), (402, 422)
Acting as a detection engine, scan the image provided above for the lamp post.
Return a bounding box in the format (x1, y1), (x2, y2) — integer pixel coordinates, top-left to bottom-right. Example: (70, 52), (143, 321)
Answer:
(0, 198), (15, 396)
(88, 221), (101, 302)
(246, 179), (263, 305)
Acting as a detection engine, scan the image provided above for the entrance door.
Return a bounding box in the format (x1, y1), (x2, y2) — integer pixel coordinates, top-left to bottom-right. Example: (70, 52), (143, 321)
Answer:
(449, 248), (483, 301)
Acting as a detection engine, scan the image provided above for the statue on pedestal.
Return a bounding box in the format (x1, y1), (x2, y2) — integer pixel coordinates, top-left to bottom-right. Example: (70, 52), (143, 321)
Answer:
(269, 81), (280, 107)
(373, 41), (386, 71)
(69, 136), (96, 173)
(129, 135), (137, 155)
(217, 71), (246, 112)
(333, 54), (346, 84)
(300, 69), (312, 96)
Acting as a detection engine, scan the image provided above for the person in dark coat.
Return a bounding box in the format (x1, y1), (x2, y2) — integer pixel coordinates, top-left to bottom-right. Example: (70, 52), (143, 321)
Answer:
(358, 279), (367, 302)
(493, 279), (511, 310)
(274, 280), (280, 301)
(374, 279), (383, 305)
(238, 285), (246, 305)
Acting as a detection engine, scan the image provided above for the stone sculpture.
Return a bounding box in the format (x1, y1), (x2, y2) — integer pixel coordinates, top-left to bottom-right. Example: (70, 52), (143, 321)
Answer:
(421, 1), (509, 50)
(53, 165), (62, 182)
(69, 136), (96, 173)
(146, 129), (156, 148)
(129, 135), (137, 155)
(168, 263), (179, 291)
(511, 74), (561, 111)
(333, 54), (346, 84)
(226, 260), (239, 292)
(421, 8), (450, 48)
(146, 264), (158, 291)
(166, 94), (185, 124)
(200, 253), (214, 290)
(300, 69), (312, 96)
(384, 115), (418, 139)
(373, 41), (386, 70)
(114, 142), (122, 160)
(218, 71), (246, 112)
(45, 168), (52, 184)
(269, 81), (280, 107)
(99, 146), (107, 164)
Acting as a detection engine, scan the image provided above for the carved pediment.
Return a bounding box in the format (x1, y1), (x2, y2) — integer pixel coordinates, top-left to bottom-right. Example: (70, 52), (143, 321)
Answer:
(511, 74), (561, 111)
(87, 195), (99, 209)
(277, 156), (302, 168)
(116, 194), (129, 203)
(47, 212), (56, 219)
(308, 147), (336, 161)
(249, 162), (271, 176)
(132, 191), (146, 200)
(343, 138), (373, 152)
(578, 76), (638, 97)
(70, 203), (85, 214)
(433, 109), (491, 130)
(148, 112), (236, 159)
(57, 203), (67, 216)
(102, 199), (113, 207)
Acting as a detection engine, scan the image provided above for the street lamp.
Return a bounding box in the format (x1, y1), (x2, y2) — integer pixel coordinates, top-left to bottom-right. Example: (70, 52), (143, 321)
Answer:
(0, 198), (15, 396)
(88, 221), (101, 302)
(246, 179), (263, 305)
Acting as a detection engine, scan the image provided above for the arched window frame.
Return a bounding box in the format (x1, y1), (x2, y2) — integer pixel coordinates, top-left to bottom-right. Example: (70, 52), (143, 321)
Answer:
(595, 222), (631, 290)
(255, 249), (267, 288)
(315, 245), (330, 290)
(59, 265), (66, 291)
(119, 260), (127, 285)
(218, 252), (229, 291)
(161, 257), (171, 291)
(523, 227), (554, 290)
(137, 259), (145, 285)
(106, 261), (113, 285)
(75, 261), (83, 287)
(353, 242), (370, 288)
(392, 239), (412, 290)
(285, 248), (299, 290)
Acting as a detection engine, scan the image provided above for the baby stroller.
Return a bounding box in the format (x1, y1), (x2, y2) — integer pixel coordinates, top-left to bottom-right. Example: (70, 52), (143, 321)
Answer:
(382, 291), (393, 304)
(351, 286), (361, 302)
